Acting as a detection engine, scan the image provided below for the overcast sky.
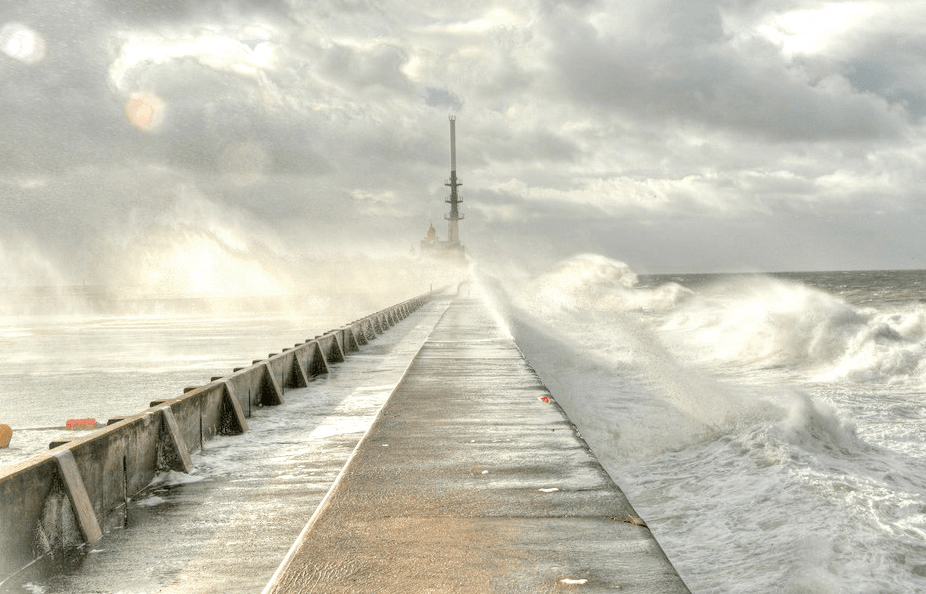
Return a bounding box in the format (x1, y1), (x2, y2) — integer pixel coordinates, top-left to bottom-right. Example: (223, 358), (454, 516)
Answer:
(2, 0), (926, 291)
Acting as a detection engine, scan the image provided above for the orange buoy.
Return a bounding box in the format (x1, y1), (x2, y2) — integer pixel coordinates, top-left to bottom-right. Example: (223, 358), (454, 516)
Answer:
(65, 418), (96, 429)
(0, 424), (11, 448)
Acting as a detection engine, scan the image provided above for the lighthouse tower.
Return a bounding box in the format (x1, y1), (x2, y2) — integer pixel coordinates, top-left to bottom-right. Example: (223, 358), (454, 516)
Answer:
(420, 116), (465, 260)
(445, 115), (463, 247)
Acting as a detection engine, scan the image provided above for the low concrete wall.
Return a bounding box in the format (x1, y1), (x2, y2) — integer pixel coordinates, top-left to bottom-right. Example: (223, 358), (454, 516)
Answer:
(0, 292), (432, 584)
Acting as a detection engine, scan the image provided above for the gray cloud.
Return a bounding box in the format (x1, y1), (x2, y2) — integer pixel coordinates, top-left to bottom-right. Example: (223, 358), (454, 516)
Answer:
(318, 43), (413, 94)
(541, 1), (904, 141)
(2, 0), (926, 287)
(98, 0), (293, 25)
(424, 87), (463, 110)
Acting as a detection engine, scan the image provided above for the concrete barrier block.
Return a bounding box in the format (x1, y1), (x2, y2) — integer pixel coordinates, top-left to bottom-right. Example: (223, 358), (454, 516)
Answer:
(221, 382), (248, 434)
(269, 350), (305, 392)
(342, 326), (361, 353)
(52, 450), (102, 544)
(263, 355), (286, 396)
(291, 355), (310, 388)
(351, 322), (368, 347)
(0, 459), (57, 577)
(305, 341), (329, 377)
(226, 369), (262, 417)
(156, 407), (193, 474)
(199, 384), (225, 441)
(260, 363), (284, 406)
(332, 333), (346, 362)
(107, 412), (160, 506)
(321, 333), (345, 364)
(362, 318), (376, 341)
(49, 437), (75, 449)
(169, 383), (224, 452)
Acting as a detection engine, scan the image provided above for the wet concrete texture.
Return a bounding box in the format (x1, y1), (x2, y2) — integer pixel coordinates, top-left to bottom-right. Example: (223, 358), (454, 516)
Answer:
(1, 295), (442, 593)
(265, 297), (690, 594)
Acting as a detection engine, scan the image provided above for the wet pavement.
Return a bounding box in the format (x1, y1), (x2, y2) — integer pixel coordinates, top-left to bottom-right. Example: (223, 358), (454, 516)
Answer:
(29, 296), (454, 594)
(264, 296), (689, 593)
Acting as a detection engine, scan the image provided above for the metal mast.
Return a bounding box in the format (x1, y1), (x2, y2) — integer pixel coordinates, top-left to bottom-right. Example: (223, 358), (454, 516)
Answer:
(445, 115), (463, 246)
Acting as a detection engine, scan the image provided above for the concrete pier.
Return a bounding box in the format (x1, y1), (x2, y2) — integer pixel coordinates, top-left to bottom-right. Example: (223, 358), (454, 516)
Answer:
(2, 291), (689, 593)
(17, 295), (451, 594)
(264, 296), (689, 593)
(0, 293), (432, 591)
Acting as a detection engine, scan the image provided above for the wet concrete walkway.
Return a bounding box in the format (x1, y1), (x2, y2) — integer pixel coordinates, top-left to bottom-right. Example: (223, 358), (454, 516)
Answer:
(34, 296), (455, 594)
(264, 296), (689, 593)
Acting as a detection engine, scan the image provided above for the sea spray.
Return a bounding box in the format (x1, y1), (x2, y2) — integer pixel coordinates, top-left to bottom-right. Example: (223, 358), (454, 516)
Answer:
(658, 274), (926, 386)
(480, 254), (926, 592)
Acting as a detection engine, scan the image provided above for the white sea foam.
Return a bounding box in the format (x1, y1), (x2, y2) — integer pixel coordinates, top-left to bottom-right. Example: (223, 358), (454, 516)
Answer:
(481, 255), (926, 593)
(306, 420), (371, 440)
(514, 253), (692, 314)
(148, 470), (206, 488)
(657, 275), (926, 386)
(134, 495), (167, 507)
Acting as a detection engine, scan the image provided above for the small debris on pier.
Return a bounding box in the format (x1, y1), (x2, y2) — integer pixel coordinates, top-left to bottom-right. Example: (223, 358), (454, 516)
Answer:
(561, 577), (589, 585)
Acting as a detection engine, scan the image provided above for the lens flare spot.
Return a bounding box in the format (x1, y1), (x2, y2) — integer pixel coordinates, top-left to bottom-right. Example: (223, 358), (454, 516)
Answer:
(0, 23), (46, 64)
(125, 93), (165, 131)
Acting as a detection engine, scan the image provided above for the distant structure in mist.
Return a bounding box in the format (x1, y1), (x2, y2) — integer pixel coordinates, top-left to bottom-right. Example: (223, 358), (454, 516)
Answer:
(420, 116), (465, 261)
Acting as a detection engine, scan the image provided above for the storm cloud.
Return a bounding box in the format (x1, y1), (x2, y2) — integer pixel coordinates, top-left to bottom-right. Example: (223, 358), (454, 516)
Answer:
(2, 0), (925, 290)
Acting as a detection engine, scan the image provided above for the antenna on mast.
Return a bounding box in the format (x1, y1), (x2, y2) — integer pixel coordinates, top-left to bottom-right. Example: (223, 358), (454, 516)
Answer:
(445, 115), (463, 246)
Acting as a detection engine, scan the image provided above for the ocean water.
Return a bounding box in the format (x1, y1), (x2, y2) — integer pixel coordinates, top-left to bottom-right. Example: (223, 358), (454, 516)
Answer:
(0, 293), (412, 467)
(485, 255), (926, 593)
(4, 260), (926, 593)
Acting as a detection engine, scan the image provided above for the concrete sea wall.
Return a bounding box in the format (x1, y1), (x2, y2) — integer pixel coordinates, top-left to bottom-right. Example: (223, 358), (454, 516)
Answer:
(0, 292), (432, 584)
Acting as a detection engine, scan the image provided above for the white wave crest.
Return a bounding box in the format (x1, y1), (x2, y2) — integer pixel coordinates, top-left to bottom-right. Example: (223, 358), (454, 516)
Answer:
(516, 253), (691, 313)
(659, 275), (926, 385)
